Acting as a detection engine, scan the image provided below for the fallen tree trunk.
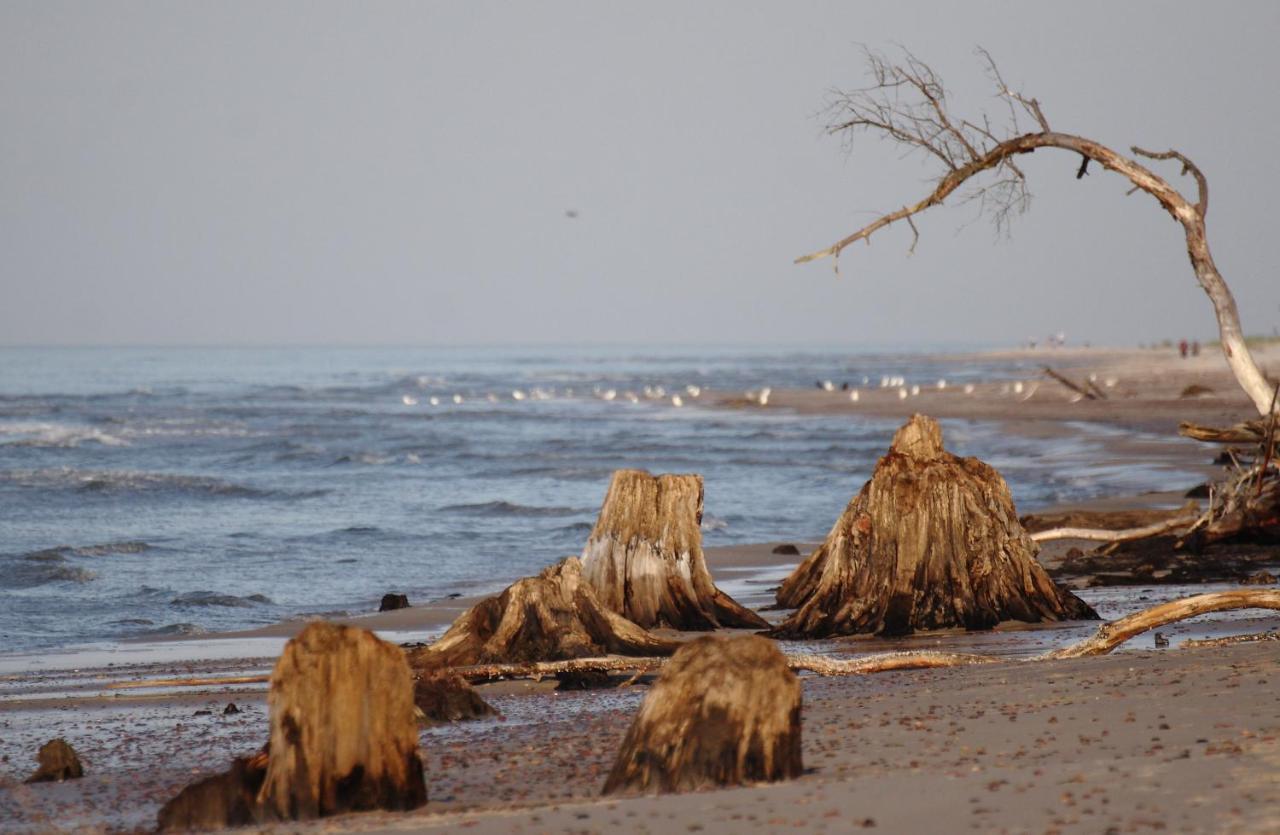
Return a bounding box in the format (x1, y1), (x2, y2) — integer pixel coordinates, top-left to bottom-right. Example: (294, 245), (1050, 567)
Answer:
(602, 635), (802, 795)
(410, 557), (679, 668)
(580, 470), (768, 630)
(771, 414), (1096, 638)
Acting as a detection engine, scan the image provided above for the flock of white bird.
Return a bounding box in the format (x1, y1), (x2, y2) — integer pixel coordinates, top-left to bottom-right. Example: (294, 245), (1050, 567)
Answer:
(399, 374), (1121, 409)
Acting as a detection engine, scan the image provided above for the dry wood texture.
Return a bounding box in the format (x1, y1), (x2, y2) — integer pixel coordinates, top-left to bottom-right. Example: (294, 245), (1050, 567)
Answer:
(256, 623), (426, 820)
(772, 415), (1096, 638)
(412, 557), (679, 668)
(602, 635), (802, 795)
(414, 668), (497, 723)
(579, 470), (767, 630)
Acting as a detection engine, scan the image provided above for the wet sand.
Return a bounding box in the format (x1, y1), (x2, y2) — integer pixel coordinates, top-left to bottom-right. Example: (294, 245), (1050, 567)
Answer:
(3, 345), (1279, 832)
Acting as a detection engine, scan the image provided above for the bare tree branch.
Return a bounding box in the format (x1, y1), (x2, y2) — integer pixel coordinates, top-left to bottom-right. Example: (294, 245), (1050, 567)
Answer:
(798, 49), (1275, 416)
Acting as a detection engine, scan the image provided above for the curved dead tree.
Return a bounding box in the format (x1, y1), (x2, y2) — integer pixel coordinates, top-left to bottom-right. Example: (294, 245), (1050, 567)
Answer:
(796, 48), (1275, 417)
(603, 635), (802, 795)
(580, 469), (768, 630)
(770, 414), (1096, 638)
(411, 557), (680, 668)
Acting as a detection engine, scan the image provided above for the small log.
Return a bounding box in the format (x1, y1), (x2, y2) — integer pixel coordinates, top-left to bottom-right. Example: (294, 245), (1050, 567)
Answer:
(257, 623), (426, 820)
(25, 738), (84, 783)
(1179, 419), (1273, 445)
(580, 470), (768, 630)
(771, 415), (1096, 638)
(1041, 366), (1100, 399)
(411, 557), (679, 668)
(1029, 513), (1198, 544)
(602, 635), (802, 795)
(414, 668), (496, 723)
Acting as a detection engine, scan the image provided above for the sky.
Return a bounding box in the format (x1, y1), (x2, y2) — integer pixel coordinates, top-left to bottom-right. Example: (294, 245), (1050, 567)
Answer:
(2, 1), (1278, 348)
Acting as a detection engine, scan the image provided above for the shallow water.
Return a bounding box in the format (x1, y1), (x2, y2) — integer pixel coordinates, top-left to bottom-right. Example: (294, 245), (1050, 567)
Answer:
(0, 346), (1200, 652)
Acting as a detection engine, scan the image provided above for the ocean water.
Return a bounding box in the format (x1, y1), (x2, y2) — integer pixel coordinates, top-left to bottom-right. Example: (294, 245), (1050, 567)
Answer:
(0, 346), (1195, 652)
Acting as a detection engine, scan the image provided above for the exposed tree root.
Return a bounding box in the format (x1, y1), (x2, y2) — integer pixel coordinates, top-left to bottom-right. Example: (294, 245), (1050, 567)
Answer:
(1029, 514), (1199, 544)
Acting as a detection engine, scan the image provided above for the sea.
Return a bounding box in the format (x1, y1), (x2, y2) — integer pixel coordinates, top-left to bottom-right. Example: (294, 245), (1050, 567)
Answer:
(0, 345), (1198, 653)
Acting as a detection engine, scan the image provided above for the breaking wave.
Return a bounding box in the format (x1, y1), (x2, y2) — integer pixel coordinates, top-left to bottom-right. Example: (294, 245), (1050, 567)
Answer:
(170, 591), (274, 608)
(439, 500), (588, 518)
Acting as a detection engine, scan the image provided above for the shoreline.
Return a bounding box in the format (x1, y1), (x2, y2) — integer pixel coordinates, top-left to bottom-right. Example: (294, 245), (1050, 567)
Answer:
(3, 344), (1279, 831)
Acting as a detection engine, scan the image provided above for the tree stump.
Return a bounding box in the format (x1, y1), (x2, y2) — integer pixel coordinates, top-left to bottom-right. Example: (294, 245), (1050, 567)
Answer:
(579, 470), (768, 630)
(412, 557), (680, 668)
(771, 414), (1097, 638)
(602, 635), (802, 795)
(414, 668), (497, 723)
(24, 738), (84, 783)
(157, 753), (266, 832)
(256, 623), (426, 820)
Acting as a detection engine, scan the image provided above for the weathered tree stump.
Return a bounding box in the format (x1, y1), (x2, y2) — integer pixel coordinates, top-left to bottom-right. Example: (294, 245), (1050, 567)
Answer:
(602, 635), (802, 795)
(24, 738), (83, 783)
(771, 414), (1096, 638)
(379, 593), (410, 611)
(413, 668), (497, 723)
(156, 752), (266, 832)
(412, 557), (680, 668)
(580, 470), (768, 630)
(256, 623), (426, 820)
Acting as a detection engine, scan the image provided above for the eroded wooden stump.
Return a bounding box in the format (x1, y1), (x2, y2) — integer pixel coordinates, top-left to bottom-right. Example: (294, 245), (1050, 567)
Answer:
(156, 753), (266, 832)
(414, 668), (497, 723)
(412, 557), (679, 667)
(25, 738), (83, 783)
(603, 635), (802, 795)
(580, 469), (768, 630)
(257, 623), (426, 820)
(772, 414), (1096, 638)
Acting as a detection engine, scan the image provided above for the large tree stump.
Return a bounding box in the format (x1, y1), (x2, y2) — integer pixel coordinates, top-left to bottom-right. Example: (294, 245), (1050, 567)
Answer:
(412, 557), (680, 668)
(771, 414), (1097, 638)
(256, 623), (426, 820)
(579, 470), (768, 630)
(602, 635), (802, 795)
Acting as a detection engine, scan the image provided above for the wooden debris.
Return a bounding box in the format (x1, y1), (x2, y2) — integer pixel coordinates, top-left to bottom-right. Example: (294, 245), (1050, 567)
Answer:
(414, 668), (496, 723)
(410, 557), (679, 668)
(1029, 513), (1199, 544)
(771, 414), (1096, 638)
(157, 753), (266, 832)
(25, 738), (84, 783)
(256, 623), (426, 820)
(1044, 589), (1280, 659)
(602, 635), (802, 795)
(580, 470), (768, 630)
(1042, 366), (1102, 399)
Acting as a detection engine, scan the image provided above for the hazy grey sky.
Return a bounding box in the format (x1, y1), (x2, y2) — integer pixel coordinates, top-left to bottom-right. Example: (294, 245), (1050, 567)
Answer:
(3, 1), (1278, 347)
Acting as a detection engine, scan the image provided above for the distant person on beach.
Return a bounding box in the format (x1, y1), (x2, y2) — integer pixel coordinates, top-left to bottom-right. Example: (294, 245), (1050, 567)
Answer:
(1192, 340), (1201, 356)
(1179, 339), (1189, 358)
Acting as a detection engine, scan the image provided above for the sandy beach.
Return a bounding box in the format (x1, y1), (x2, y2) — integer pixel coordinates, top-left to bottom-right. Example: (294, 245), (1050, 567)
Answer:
(2, 345), (1279, 833)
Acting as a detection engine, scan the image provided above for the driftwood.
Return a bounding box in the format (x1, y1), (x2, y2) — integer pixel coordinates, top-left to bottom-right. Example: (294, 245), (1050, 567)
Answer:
(257, 623), (426, 820)
(431, 590), (1280, 686)
(414, 668), (496, 723)
(771, 415), (1095, 638)
(410, 557), (679, 668)
(580, 470), (768, 630)
(602, 636), (802, 795)
(1045, 589), (1280, 658)
(1030, 513), (1200, 545)
(1041, 366), (1102, 400)
(25, 738), (84, 783)
(1179, 418), (1274, 446)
